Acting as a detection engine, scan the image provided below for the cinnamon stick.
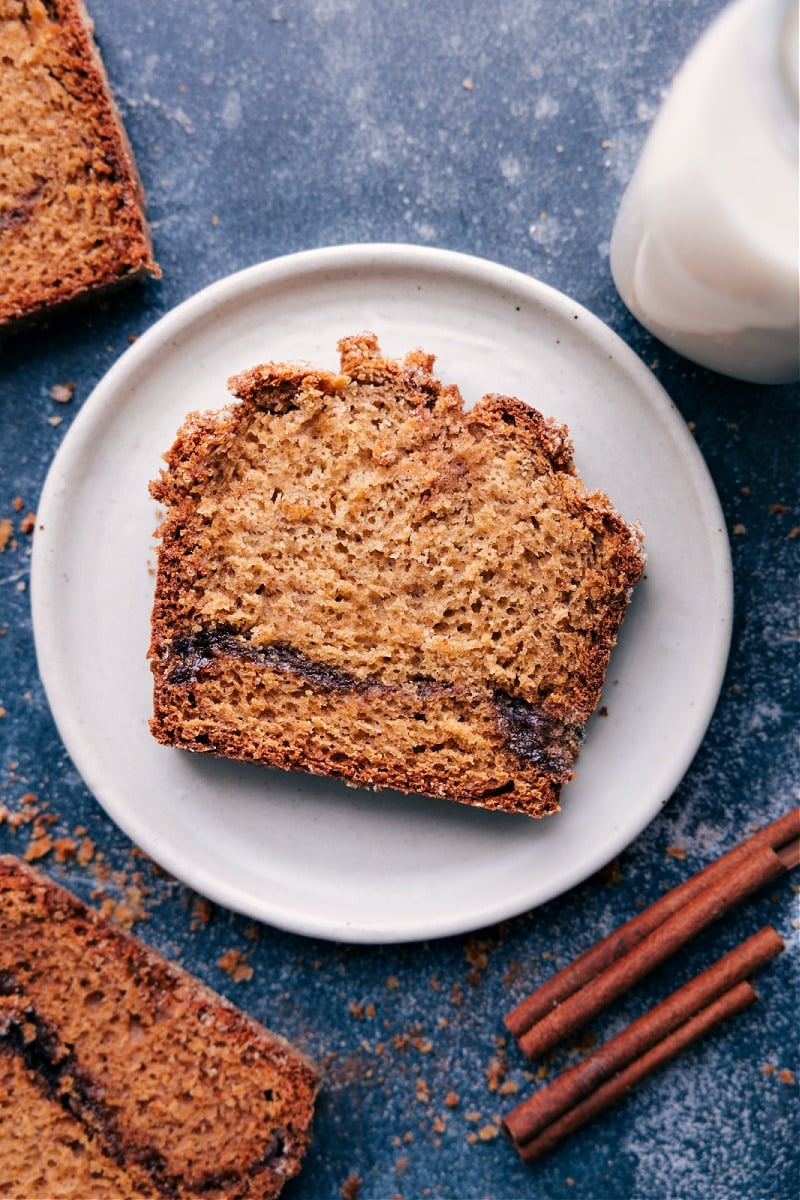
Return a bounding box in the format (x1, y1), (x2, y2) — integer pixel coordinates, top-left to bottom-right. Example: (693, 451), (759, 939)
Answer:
(516, 842), (791, 1060)
(505, 806), (799, 1042)
(514, 981), (758, 1162)
(503, 924), (783, 1149)
(776, 836), (800, 870)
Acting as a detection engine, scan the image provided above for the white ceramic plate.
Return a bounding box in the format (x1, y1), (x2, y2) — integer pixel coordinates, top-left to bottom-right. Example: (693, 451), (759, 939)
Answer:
(31, 245), (732, 943)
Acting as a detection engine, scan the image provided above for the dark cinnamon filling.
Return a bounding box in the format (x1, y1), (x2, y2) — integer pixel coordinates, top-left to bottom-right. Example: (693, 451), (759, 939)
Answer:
(0, 1003), (288, 1196)
(165, 626), (381, 694)
(161, 626), (580, 779)
(492, 690), (579, 782)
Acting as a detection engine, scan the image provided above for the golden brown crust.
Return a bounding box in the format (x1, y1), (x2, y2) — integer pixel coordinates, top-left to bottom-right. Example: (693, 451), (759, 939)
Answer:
(148, 333), (645, 819)
(0, 856), (317, 1200)
(0, 0), (160, 328)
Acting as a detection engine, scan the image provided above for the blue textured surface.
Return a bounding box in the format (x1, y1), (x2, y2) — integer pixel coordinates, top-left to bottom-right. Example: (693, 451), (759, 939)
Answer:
(1, 2), (798, 1197)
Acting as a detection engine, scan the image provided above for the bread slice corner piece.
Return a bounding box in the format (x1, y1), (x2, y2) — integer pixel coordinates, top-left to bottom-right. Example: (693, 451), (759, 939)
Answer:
(149, 332), (645, 819)
(0, 0), (160, 329)
(0, 855), (317, 1200)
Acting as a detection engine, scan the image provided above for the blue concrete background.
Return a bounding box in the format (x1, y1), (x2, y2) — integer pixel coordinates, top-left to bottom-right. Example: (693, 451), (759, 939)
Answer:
(1, 2), (798, 1197)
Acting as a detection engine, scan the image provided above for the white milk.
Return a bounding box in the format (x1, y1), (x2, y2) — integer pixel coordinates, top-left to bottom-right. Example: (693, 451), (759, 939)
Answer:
(610, 0), (800, 384)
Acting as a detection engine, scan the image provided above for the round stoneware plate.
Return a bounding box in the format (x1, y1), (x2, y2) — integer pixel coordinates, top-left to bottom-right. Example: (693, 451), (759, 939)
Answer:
(31, 245), (732, 943)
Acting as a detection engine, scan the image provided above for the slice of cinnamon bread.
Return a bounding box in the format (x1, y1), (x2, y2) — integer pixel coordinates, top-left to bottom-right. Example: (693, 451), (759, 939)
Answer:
(0, 857), (317, 1200)
(149, 333), (645, 818)
(0, 0), (160, 328)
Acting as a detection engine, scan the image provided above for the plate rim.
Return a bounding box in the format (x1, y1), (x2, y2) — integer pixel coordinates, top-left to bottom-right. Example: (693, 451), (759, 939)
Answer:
(30, 242), (733, 942)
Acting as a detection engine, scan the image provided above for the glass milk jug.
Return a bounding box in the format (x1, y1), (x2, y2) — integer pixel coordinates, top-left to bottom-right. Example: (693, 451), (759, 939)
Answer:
(610, 0), (800, 384)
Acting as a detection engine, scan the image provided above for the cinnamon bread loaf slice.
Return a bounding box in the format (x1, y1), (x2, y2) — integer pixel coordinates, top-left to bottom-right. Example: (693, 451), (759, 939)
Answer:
(149, 333), (645, 818)
(0, 856), (317, 1200)
(0, 0), (159, 328)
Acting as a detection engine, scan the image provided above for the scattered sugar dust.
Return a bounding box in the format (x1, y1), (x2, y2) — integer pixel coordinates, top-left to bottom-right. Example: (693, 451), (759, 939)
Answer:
(622, 1050), (796, 1200)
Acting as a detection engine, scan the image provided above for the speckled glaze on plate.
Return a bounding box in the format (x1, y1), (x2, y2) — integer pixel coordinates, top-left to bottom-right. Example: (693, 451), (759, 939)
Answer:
(30, 244), (732, 943)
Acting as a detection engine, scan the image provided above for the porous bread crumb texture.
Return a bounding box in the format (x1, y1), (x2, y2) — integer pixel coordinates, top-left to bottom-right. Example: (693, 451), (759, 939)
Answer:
(0, 856), (318, 1200)
(149, 333), (645, 818)
(1, 1052), (160, 1197)
(0, 0), (160, 327)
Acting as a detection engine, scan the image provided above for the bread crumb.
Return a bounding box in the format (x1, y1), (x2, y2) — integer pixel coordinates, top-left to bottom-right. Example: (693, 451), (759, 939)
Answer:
(444, 1091), (459, 1108)
(191, 896), (213, 929)
(217, 948), (254, 983)
(501, 960), (524, 989)
(24, 835), (53, 862)
(49, 382), (75, 403)
(465, 936), (489, 985)
(77, 836), (96, 865)
(100, 900), (135, 930)
(19, 512), (35, 535)
(0, 519), (12, 552)
(54, 836), (78, 862)
(462, 78), (473, 90)
(340, 1175), (363, 1200)
(485, 1055), (507, 1092)
(599, 857), (622, 886)
(778, 1068), (795, 1085)
(732, 523), (747, 536)
(666, 845), (686, 860)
